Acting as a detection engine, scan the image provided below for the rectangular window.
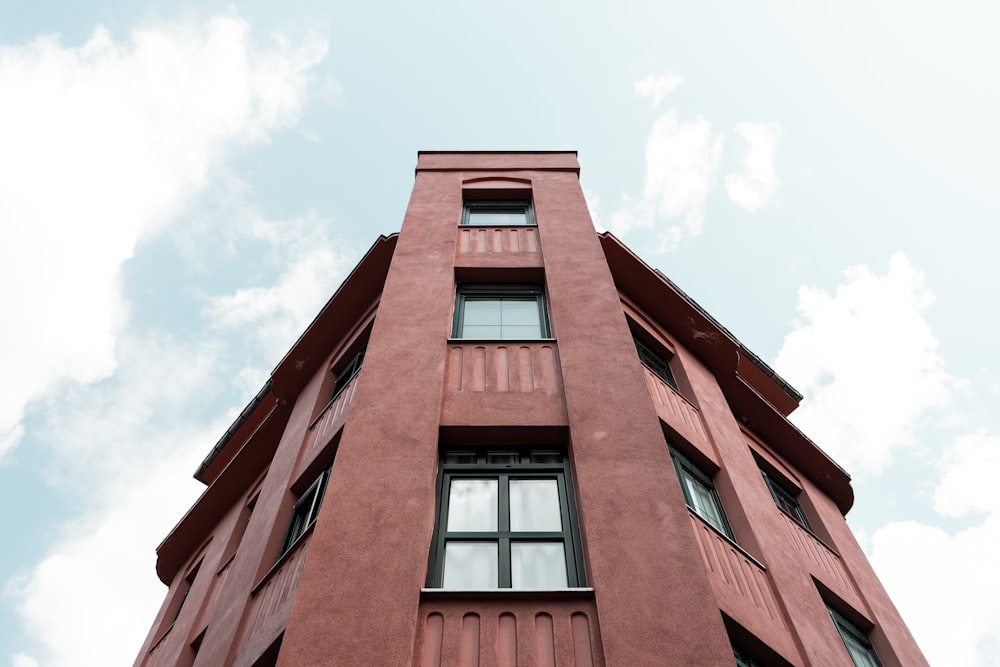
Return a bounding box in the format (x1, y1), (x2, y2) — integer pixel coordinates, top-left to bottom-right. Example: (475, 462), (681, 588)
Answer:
(634, 336), (678, 390)
(828, 607), (883, 667)
(670, 449), (733, 539)
(453, 284), (549, 339)
(279, 468), (330, 559)
(462, 200), (534, 226)
(331, 349), (364, 400)
(428, 448), (583, 589)
(761, 470), (812, 530)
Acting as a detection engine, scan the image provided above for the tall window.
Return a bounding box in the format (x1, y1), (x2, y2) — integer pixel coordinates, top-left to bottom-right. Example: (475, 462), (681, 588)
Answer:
(828, 607), (883, 667)
(761, 470), (811, 530)
(634, 335), (678, 390)
(331, 349), (364, 400)
(279, 468), (330, 559)
(669, 448), (733, 539)
(453, 285), (550, 339)
(428, 448), (583, 589)
(462, 200), (534, 226)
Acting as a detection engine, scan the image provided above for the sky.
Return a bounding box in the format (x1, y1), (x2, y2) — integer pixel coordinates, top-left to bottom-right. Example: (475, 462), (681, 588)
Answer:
(0, 1), (997, 665)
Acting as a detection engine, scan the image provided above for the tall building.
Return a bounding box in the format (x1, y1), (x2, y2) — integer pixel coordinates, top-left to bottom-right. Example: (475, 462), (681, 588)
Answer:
(135, 151), (928, 666)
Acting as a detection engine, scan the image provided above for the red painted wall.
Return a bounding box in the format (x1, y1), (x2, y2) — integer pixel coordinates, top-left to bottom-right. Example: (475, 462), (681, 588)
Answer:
(135, 152), (928, 667)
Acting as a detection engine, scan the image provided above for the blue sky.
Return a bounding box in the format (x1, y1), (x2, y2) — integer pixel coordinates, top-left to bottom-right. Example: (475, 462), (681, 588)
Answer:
(1, 2), (997, 665)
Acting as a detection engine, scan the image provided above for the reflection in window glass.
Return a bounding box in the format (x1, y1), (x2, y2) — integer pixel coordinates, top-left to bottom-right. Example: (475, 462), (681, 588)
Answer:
(447, 479), (498, 531)
(511, 542), (567, 588)
(461, 298), (541, 339)
(443, 542), (498, 588)
(510, 480), (562, 532)
(468, 209), (529, 226)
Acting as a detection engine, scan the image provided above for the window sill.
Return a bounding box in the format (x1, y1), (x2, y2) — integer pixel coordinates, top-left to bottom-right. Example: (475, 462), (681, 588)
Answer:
(447, 337), (557, 343)
(781, 510), (841, 558)
(460, 223), (538, 227)
(421, 588), (595, 601)
(688, 509), (767, 571)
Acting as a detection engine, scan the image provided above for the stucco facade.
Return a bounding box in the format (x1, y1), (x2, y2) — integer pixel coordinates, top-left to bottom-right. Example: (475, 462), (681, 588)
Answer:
(135, 151), (929, 666)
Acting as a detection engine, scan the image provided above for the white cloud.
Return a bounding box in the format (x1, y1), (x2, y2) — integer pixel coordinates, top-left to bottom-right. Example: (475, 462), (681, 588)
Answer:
(7, 331), (227, 666)
(870, 433), (1000, 666)
(0, 16), (328, 459)
(610, 110), (723, 252)
(634, 73), (683, 106)
(725, 121), (781, 212)
(206, 214), (357, 362)
(774, 253), (952, 473)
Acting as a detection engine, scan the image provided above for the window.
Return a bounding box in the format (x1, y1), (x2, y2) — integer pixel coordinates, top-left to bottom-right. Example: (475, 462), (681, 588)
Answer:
(331, 349), (364, 399)
(634, 335), (678, 390)
(428, 448), (583, 589)
(279, 468), (330, 558)
(453, 285), (550, 339)
(669, 449), (733, 539)
(828, 607), (883, 667)
(733, 647), (762, 667)
(462, 200), (534, 226)
(761, 470), (811, 530)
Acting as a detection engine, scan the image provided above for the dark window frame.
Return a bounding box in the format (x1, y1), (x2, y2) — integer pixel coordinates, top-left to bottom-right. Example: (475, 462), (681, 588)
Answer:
(279, 467), (331, 559)
(427, 448), (584, 589)
(330, 349), (364, 400)
(761, 470), (812, 530)
(452, 284), (551, 339)
(461, 199), (534, 226)
(634, 335), (678, 390)
(669, 448), (734, 539)
(828, 606), (884, 667)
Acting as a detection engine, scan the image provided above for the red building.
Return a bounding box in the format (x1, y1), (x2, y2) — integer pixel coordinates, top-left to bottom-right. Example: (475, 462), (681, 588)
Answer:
(135, 151), (929, 666)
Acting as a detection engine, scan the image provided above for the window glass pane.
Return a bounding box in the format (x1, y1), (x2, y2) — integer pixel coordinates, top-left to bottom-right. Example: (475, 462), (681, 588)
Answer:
(500, 325), (541, 339)
(463, 299), (501, 325)
(530, 451), (562, 464)
(510, 479), (562, 531)
(844, 639), (881, 667)
(683, 473), (726, 531)
(468, 210), (528, 225)
(462, 324), (502, 339)
(445, 451), (477, 464)
(511, 542), (567, 588)
(447, 479), (498, 531)
(501, 299), (539, 325)
(443, 542), (498, 588)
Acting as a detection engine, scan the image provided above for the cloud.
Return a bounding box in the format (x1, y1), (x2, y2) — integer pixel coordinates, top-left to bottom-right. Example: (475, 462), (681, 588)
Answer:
(610, 110), (723, 252)
(634, 73), (683, 106)
(725, 121), (781, 212)
(773, 253), (952, 473)
(0, 16), (328, 459)
(206, 213), (358, 362)
(869, 432), (1000, 666)
(7, 332), (227, 666)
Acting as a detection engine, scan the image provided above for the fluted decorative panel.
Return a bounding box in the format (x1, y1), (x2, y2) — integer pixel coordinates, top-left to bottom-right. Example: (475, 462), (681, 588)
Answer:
(457, 227), (541, 255)
(416, 594), (603, 666)
(644, 368), (708, 443)
(689, 514), (785, 628)
(237, 536), (311, 651)
(782, 514), (855, 594)
(306, 372), (359, 454)
(446, 343), (561, 394)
